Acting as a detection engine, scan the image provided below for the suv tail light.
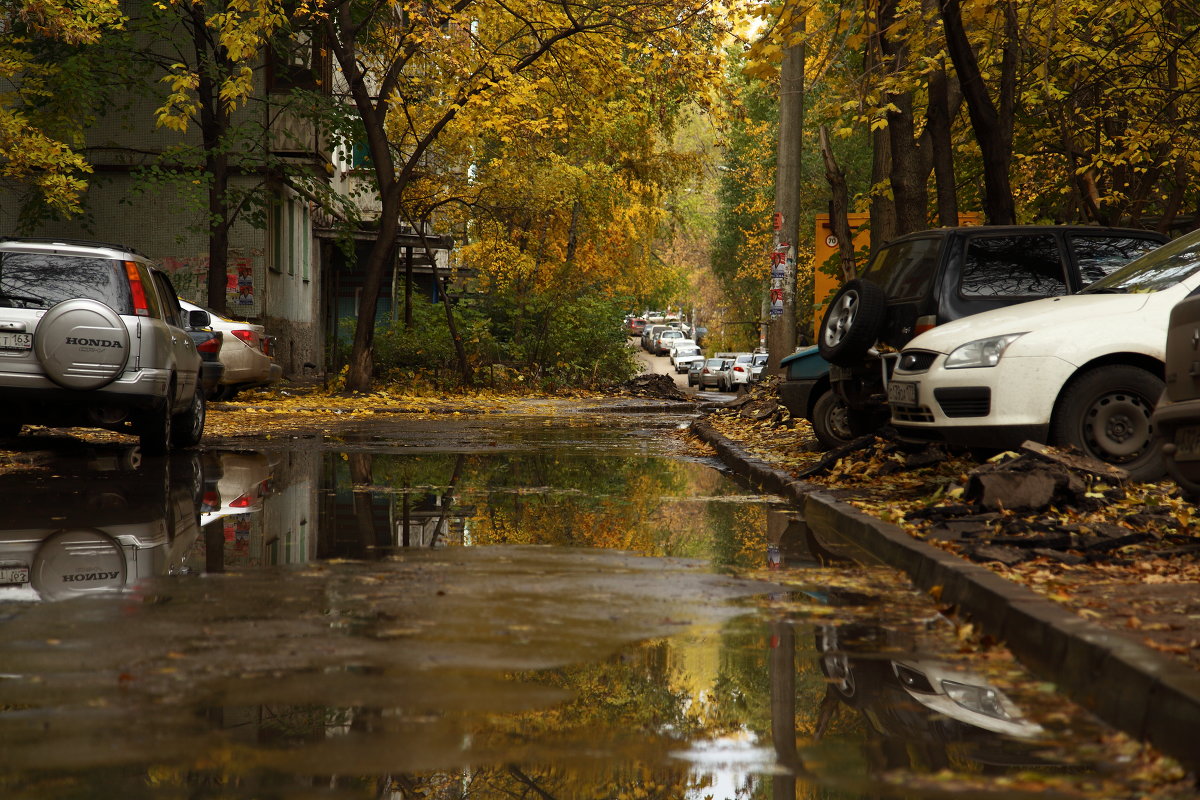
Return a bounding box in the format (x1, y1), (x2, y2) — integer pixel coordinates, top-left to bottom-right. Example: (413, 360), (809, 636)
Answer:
(124, 261), (151, 317)
(915, 315), (938, 335)
(196, 336), (221, 355)
(734, 366), (746, 373)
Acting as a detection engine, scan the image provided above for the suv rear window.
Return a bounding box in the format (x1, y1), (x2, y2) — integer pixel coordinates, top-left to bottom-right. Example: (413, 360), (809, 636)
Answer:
(958, 234), (1066, 297)
(1070, 235), (1164, 286)
(0, 253), (133, 313)
(862, 237), (943, 301)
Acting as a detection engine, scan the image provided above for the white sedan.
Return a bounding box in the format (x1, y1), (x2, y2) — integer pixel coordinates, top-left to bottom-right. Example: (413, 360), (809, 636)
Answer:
(179, 299), (282, 400)
(887, 229), (1200, 480)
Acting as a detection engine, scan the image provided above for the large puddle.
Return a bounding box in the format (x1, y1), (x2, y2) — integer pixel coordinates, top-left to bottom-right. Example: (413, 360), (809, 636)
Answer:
(0, 414), (1171, 798)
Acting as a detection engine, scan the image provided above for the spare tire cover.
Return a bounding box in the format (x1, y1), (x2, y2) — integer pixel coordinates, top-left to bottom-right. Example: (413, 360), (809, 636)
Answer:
(34, 299), (131, 389)
(31, 529), (128, 600)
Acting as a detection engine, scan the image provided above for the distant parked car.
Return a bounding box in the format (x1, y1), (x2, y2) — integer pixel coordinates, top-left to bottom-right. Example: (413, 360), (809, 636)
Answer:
(628, 317), (647, 336)
(749, 353), (769, 383)
(888, 229), (1200, 479)
(199, 450), (273, 528)
(671, 345), (704, 373)
(687, 359), (705, 387)
(728, 353), (756, 390)
(179, 299), (281, 401)
(641, 324), (668, 352)
(653, 328), (686, 355)
(698, 358), (731, 391)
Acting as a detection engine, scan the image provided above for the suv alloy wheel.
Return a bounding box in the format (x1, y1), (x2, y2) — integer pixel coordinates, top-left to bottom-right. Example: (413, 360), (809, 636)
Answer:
(818, 279), (887, 366)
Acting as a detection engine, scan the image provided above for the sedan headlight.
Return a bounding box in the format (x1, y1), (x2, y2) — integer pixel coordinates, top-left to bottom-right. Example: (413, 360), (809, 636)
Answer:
(944, 333), (1025, 369)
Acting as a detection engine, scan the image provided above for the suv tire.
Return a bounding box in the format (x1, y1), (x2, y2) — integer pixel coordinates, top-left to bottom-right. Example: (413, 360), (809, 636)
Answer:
(818, 279), (886, 367)
(171, 387), (206, 448)
(1052, 365), (1165, 480)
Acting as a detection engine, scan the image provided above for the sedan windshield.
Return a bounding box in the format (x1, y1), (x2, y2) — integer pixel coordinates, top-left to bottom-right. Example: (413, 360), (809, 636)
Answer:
(677, 347), (700, 356)
(1085, 229), (1200, 294)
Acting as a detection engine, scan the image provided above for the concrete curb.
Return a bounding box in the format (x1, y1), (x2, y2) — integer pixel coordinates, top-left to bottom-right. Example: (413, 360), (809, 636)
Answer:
(580, 401), (700, 414)
(692, 418), (1200, 774)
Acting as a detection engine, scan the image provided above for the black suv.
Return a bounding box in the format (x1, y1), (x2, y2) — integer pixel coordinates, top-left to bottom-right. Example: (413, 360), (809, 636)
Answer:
(802, 226), (1168, 446)
(0, 238), (210, 454)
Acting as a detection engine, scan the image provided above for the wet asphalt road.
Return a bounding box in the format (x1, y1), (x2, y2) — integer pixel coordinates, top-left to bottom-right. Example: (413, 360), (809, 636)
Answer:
(0, 408), (1174, 800)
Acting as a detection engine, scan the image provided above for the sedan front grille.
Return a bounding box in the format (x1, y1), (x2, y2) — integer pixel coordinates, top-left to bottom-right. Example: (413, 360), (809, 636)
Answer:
(898, 350), (938, 373)
(934, 387), (991, 418)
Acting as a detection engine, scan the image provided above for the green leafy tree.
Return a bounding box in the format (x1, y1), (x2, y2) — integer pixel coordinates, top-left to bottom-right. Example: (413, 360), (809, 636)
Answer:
(0, 0), (125, 219)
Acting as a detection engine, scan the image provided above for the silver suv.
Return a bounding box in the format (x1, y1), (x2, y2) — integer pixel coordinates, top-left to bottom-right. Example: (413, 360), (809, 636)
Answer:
(0, 238), (208, 454)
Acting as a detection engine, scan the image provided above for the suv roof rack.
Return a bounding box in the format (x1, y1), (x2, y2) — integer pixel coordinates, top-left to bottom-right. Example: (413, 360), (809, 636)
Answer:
(0, 237), (147, 259)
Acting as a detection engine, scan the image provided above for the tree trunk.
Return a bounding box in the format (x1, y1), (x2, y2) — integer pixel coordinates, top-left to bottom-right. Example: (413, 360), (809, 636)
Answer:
(819, 126), (857, 282)
(345, 206), (401, 392)
(190, 6), (231, 314)
(768, 13), (805, 371)
(879, 0), (930, 235)
(349, 453), (377, 556)
(940, 0), (1018, 225)
(865, 7), (896, 250)
(887, 92), (930, 235)
(925, 31), (960, 227)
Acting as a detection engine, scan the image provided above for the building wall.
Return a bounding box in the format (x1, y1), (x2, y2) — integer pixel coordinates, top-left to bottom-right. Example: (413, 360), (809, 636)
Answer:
(263, 186), (321, 375)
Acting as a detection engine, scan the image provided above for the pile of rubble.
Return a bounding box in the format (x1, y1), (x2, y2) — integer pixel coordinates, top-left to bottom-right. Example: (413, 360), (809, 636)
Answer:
(617, 373), (693, 402)
(710, 377), (793, 426)
(905, 442), (1191, 566)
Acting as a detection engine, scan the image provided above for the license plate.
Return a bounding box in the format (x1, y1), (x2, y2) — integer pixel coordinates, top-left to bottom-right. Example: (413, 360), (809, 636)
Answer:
(0, 565), (29, 584)
(0, 332), (30, 350)
(1175, 426), (1200, 461)
(887, 381), (918, 405)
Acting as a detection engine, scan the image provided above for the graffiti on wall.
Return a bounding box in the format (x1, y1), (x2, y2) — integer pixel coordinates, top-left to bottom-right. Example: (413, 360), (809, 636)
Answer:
(160, 254), (260, 315)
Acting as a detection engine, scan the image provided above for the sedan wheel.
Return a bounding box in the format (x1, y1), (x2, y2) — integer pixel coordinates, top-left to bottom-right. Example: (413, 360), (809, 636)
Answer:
(1053, 365), (1165, 481)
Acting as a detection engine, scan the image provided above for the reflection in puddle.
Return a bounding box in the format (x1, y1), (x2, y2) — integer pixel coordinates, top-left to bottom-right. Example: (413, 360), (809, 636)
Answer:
(0, 423), (1169, 798)
(0, 450), (201, 602)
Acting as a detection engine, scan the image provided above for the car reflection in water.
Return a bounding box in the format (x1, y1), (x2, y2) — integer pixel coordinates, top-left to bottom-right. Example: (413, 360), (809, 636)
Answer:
(764, 509), (1048, 773)
(816, 623), (1044, 759)
(0, 449), (202, 601)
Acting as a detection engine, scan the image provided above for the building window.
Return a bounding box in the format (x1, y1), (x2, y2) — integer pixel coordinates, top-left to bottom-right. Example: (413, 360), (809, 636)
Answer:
(267, 29), (330, 93)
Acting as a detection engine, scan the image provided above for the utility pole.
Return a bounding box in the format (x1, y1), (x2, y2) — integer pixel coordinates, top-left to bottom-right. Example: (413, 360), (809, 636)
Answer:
(767, 13), (805, 372)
